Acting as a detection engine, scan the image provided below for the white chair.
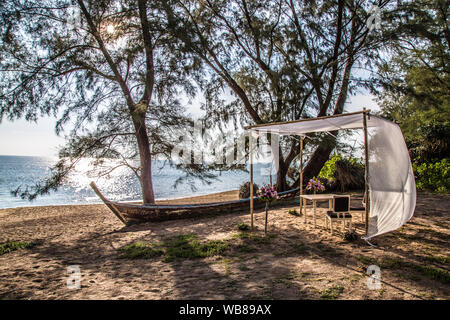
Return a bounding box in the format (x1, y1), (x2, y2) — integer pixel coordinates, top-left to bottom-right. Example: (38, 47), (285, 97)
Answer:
(325, 195), (352, 235)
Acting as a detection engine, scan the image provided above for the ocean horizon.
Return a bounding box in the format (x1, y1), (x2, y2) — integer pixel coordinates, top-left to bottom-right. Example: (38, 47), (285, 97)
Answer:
(0, 155), (276, 209)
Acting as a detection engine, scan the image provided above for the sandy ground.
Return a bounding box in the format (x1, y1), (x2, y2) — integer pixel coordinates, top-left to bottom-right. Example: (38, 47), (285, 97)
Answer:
(0, 191), (448, 300)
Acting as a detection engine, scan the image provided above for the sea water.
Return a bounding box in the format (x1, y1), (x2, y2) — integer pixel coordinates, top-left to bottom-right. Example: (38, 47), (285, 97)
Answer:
(0, 155), (276, 209)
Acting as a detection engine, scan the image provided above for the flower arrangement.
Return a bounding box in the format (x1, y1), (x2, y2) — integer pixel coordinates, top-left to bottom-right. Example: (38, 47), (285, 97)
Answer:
(306, 177), (325, 193)
(257, 185), (279, 203)
(256, 184), (278, 234)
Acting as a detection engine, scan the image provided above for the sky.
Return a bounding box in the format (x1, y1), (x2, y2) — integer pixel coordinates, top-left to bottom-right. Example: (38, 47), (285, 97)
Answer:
(0, 116), (64, 157)
(0, 92), (379, 157)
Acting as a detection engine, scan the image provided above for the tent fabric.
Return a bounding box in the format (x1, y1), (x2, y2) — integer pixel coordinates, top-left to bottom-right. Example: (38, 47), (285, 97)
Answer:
(248, 112), (376, 135)
(364, 116), (416, 239)
(248, 112), (416, 239)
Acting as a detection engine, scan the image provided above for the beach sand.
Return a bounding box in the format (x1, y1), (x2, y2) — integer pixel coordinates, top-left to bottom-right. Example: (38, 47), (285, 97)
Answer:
(0, 191), (448, 300)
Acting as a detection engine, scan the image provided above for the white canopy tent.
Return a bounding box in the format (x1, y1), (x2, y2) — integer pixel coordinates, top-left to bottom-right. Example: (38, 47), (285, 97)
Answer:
(246, 110), (416, 239)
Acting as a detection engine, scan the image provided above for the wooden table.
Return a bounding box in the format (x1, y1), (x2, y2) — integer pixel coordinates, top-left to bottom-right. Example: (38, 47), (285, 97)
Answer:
(300, 194), (335, 227)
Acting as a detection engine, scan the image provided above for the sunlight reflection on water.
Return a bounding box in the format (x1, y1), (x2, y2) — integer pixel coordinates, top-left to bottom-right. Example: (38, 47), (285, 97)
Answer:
(0, 155), (274, 208)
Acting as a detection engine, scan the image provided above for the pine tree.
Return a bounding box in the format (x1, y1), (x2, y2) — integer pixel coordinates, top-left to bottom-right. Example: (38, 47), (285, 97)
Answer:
(0, 0), (200, 203)
(164, 0), (394, 191)
(371, 0), (449, 160)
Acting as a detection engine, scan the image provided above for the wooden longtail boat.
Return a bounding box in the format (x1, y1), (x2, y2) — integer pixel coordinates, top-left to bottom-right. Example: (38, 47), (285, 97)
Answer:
(90, 182), (299, 226)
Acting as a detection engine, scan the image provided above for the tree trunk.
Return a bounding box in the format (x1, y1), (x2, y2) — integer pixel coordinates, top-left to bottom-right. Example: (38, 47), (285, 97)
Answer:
(78, 0), (156, 205)
(134, 118), (155, 204)
(302, 138), (336, 181)
(289, 136), (337, 190)
(275, 159), (288, 192)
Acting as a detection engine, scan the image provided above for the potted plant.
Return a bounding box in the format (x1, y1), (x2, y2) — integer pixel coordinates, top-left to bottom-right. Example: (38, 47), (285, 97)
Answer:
(257, 185), (279, 234)
(306, 177), (325, 194)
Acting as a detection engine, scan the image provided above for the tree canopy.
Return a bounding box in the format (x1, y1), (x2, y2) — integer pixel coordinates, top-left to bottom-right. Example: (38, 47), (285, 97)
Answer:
(165, 0), (396, 190)
(1, 0), (446, 201)
(371, 0), (449, 161)
(0, 0), (206, 202)
(371, 0), (449, 192)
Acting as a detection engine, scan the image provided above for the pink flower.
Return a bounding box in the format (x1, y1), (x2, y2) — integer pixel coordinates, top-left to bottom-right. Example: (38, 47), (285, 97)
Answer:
(306, 177), (325, 193)
(257, 184), (278, 202)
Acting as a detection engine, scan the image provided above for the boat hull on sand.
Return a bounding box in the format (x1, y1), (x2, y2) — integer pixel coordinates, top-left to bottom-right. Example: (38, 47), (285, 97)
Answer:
(90, 182), (299, 225)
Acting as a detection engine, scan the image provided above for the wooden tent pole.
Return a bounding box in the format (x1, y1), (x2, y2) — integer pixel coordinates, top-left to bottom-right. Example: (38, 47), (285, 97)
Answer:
(299, 136), (304, 217)
(250, 131), (254, 231)
(362, 108), (370, 236)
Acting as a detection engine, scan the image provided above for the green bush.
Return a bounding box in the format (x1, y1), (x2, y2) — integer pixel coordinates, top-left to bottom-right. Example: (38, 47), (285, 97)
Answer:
(319, 154), (342, 180)
(413, 158), (449, 193)
(319, 154), (364, 192)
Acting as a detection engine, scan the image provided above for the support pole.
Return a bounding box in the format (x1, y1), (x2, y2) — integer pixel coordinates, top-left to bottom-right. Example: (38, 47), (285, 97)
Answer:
(362, 108), (370, 236)
(250, 130), (254, 231)
(299, 136), (304, 216)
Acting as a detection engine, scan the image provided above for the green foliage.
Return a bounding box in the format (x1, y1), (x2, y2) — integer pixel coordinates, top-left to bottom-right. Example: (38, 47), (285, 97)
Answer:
(374, 0), (449, 123)
(321, 285), (344, 300)
(163, 234), (229, 262)
(319, 154), (364, 191)
(319, 154), (343, 180)
(413, 159), (450, 193)
(319, 154), (363, 179)
(358, 253), (450, 284)
(411, 264), (450, 284)
(410, 122), (450, 162)
(168, 0), (390, 190)
(236, 244), (256, 253)
(373, 0), (449, 195)
(379, 257), (404, 269)
(119, 242), (164, 259)
(237, 223), (250, 231)
(119, 234), (229, 261)
(232, 232), (276, 244)
(423, 255), (450, 265)
(0, 240), (35, 255)
(357, 255), (377, 265)
(288, 209), (299, 216)
(273, 273), (296, 287)
(0, 0), (209, 202)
